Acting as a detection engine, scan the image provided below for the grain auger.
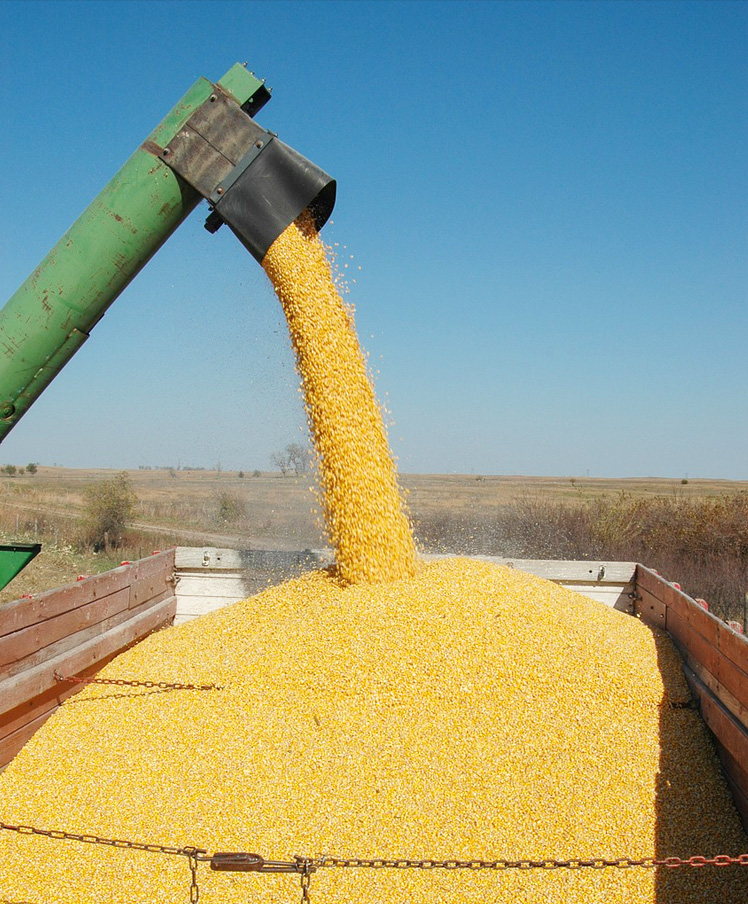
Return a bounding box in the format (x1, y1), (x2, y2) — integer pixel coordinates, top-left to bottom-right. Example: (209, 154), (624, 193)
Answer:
(0, 63), (336, 444)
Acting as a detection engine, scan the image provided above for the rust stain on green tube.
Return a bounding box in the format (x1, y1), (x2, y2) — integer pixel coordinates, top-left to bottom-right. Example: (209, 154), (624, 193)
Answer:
(0, 64), (263, 438)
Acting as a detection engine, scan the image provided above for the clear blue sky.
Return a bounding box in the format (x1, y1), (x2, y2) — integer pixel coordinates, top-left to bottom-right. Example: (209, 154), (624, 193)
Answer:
(0, 0), (745, 478)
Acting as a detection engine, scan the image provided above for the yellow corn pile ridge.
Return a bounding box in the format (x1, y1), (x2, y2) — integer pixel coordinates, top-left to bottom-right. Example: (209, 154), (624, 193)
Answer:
(262, 213), (416, 584)
(0, 559), (746, 903)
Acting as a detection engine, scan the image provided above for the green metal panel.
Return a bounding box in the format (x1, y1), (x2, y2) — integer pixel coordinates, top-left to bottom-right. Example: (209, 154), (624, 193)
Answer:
(0, 64), (265, 440)
(0, 542), (41, 592)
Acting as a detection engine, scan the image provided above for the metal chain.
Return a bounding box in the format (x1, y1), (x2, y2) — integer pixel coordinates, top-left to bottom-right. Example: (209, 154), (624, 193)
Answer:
(313, 854), (748, 870)
(308, 853), (748, 870)
(53, 671), (223, 691)
(297, 858), (313, 903)
(188, 850), (201, 904)
(2, 819), (747, 904)
(0, 821), (206, 903)
(0, 820), (203, 857)
(4, 820), (745, 871)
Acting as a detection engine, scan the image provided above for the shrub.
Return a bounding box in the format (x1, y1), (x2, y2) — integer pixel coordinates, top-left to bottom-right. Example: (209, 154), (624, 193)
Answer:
(413, 491), (748, 624)
(213, 491), (246, 526)
(81, 472), (138, 551)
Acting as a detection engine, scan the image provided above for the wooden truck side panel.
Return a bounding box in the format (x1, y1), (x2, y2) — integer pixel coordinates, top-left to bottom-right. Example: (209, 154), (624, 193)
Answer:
(0, 550), (176, 769)
(636, 564), (748, 830)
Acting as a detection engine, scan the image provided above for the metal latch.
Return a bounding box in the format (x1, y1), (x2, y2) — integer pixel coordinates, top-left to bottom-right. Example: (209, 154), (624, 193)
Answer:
(210, 853), (314, 874)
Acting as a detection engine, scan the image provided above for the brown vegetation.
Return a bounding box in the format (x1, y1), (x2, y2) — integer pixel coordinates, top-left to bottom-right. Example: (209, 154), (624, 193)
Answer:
(0, 468), (746, 625)
(414, 487), (748, 625)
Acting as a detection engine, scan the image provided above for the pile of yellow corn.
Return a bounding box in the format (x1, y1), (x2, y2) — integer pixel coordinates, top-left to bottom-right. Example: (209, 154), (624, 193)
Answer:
(0, 216), (746, 903)
(1, 559), (746, 902)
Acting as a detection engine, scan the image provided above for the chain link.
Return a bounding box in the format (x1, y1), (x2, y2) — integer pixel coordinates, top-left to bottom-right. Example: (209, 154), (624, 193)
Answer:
(0, 820), (203, 857)
(53, 671), (223, 691)
(297, 858), (313, 903)
(2, 818), (747, 904)
(0, 821), (206, 903)
(307, 853), (748, 870)
(188, 850), (201, 904)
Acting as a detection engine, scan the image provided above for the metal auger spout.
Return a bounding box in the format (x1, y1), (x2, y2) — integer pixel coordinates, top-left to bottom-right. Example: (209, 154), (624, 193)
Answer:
(200, 135), (337, 263)
(0, 63), (335, 444)
(156, 78), (336, 263)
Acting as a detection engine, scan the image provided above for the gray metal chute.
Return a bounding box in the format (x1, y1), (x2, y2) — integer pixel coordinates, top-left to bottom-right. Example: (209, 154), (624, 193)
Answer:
(207, 136), (336, 263)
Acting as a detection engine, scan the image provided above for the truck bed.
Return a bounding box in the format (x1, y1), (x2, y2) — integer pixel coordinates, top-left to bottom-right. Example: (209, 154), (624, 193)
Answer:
(1, 548), (746, 831)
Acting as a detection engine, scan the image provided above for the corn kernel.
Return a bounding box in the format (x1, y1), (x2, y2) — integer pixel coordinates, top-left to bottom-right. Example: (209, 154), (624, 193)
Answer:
(1, 560), (746, 903)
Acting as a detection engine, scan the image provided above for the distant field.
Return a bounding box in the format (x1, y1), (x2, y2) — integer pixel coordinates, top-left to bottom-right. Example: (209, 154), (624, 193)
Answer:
(0, 467), (746, 613)
(2, 466), (745, 548)
(402, 472), (748, 516)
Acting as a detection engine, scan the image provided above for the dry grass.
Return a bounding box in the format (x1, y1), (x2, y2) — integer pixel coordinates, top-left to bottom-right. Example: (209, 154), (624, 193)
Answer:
(1, 468), (747, 621)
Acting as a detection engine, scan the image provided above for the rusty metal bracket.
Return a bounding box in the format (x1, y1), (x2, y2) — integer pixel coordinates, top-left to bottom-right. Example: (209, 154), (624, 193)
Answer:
(158, 88), (269, 201)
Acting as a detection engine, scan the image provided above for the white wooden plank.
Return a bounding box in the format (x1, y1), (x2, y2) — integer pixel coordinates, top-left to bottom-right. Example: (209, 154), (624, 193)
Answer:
(172, 549), (638, 620)
(174, 546), (331, 570)
(176, 574), (248, 596)
(175, 547), (246, 569)
(560, 583), (633, 611)
(452, 556), (638, 583)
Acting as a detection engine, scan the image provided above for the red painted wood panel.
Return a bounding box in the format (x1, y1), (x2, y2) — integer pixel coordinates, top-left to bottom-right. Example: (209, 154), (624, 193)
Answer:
(636, 565), (748, 831)
(0, 596), (176, 719)
(718, 621), (748, 670)
(0, 589), (172, 683)
(0, 553), (177, 770)
(719, 746), (748, 814)
(0, 710), (50, 770)
(1, 677), (74, 743)
(637, 566), (748, 712)
(667, 610), (722, 678)
(0, 551), (175, 638)
(698, 693), (748, 787)
(0, 568), (133, 637)
(636, 565), (723, 646)
(0, 588), (131, 669)
(0, 651), (131, 770)
(129, 562), (172, 609)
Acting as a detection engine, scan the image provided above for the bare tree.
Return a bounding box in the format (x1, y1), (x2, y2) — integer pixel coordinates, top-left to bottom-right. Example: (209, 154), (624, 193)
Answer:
(286, 442), (309, 476)
(271, 450), (291, 476)
(272, 444), (309, 477)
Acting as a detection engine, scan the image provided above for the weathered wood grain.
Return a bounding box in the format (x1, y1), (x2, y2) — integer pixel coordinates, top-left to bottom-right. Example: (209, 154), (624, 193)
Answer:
(0, 595), (176, 721)
(0, 588), (131, 669)
(0, 569), (133, 637)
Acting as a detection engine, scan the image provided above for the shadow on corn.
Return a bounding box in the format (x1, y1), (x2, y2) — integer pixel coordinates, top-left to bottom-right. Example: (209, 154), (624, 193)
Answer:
(652, 631), (748, 902)
(61, 687), (185, 705)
